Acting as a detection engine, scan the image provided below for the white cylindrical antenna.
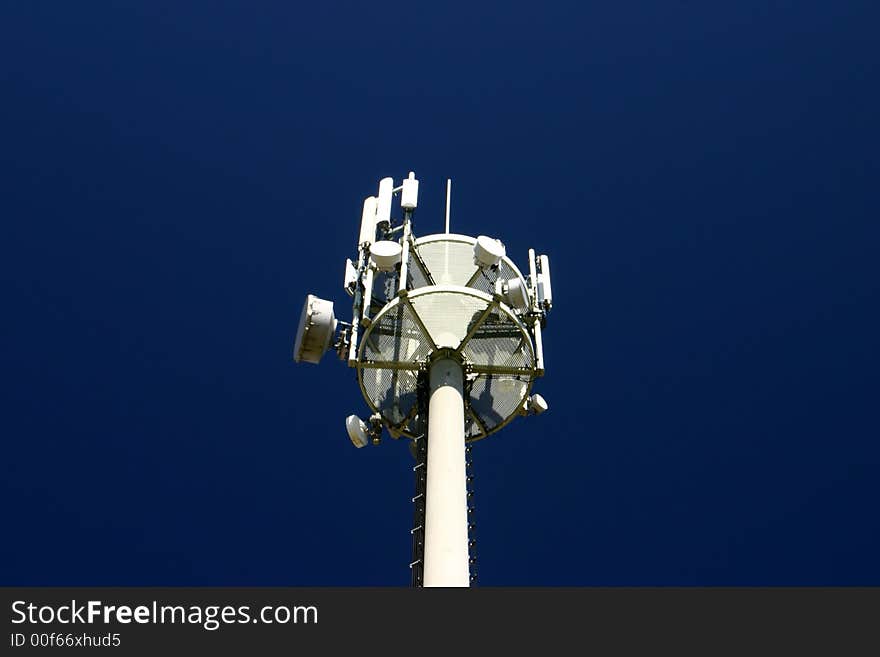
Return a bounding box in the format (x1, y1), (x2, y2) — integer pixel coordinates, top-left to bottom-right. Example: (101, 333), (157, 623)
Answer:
(445, 178), (451, 234)
(423, 358), (470, 587)
(376, 177), (394, 230)
(359, 196), (378, 247)
(401, 171), (419, 210)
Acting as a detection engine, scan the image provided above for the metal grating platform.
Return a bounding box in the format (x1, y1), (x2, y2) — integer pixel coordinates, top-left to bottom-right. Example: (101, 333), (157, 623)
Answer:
(357, 272), (536, 441)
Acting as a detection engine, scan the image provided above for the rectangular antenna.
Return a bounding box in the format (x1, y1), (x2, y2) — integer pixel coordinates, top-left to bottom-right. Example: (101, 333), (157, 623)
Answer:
(445, 179), (451, 234)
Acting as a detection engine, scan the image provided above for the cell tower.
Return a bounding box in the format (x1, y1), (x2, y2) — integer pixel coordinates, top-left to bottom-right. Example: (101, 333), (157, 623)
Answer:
(293, 172), (552, 587)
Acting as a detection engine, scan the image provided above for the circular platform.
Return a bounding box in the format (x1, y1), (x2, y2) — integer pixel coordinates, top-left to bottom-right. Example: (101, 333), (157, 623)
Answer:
(357, 280), (536, 442)
(407, 233), (529, 296)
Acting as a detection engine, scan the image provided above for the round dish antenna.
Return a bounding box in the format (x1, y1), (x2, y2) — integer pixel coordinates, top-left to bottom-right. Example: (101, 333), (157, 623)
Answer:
(293, 294), (336, 364)
(497, 277), (530, 312)
(528, 394), (549, 415)
(370, 240), (403, 272)
(345, 415), (370, 448)
(473, 235), (506, 269)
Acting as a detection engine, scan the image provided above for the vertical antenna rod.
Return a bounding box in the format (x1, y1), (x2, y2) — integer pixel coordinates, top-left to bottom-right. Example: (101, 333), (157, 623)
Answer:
(445, 179), (451, 234)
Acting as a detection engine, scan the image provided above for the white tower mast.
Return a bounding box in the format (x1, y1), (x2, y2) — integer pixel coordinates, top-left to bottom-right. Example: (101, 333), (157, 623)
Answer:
(423, 357), (469, 585)
(293, 171), (552, 587)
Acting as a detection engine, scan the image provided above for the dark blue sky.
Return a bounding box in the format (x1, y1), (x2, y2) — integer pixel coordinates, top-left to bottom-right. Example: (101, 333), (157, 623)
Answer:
(1, 2), (878, 585)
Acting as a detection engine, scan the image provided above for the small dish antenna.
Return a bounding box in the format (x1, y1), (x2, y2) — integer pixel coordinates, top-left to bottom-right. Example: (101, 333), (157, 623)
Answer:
(345, 415), (370, 448)
(293, 294), (336, 364)
(473, 235), (506, 269)
(497, 277), (530, 311)
(528, 394), (549, 415)
(370, 240), (403, 272)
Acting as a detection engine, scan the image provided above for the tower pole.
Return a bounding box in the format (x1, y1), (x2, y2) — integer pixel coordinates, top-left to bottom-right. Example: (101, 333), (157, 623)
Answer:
(423, 357), (470, 587)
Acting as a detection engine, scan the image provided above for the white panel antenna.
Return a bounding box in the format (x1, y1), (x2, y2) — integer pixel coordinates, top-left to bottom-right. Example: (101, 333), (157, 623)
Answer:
(375, 177), (394, 232)
(537, 254), (553, 310)
(359, 196), (377, 248)
(343, 258), (358, 296)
